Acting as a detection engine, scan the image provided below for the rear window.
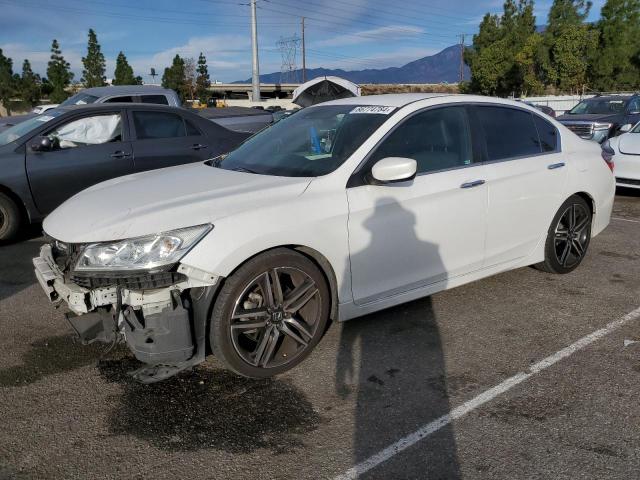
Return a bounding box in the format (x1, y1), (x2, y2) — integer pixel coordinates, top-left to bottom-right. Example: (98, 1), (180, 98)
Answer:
(141, 95), (169, 105)
(476, 106), (541, 161)
(133, 111), (186, 139)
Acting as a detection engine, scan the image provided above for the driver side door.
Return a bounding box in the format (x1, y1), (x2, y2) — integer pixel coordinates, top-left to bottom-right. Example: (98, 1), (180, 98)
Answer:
(346, 105), (488, 305)
(25, 109), (135, 215)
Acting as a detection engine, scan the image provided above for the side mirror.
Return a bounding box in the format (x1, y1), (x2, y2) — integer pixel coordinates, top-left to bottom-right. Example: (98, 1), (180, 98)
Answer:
(370, 157), (417, 184)
(30, 136), (53, 152)
(619, 124), (633, 133)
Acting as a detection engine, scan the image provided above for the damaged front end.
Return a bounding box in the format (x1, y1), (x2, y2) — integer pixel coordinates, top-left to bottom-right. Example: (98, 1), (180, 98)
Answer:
(33, 229), (220, 383)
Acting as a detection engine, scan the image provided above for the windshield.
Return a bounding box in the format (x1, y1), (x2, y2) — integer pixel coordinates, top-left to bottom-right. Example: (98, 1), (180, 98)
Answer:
(60, 92), (100, 106)
(632, 123), (640, 133)
(568, 99), (627, 115)
(0, 109), (64, 147)
(215, 104), (394, 177)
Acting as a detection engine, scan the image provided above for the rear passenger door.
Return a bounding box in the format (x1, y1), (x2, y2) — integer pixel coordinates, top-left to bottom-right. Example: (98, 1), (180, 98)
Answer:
(473, 105), (567, 266)
(129, 109), (211, 172)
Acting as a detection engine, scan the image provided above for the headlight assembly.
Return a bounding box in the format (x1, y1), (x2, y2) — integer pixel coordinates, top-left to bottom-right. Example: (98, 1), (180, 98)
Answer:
(75, 224), (212, 272)
(593, 122), (613, 131)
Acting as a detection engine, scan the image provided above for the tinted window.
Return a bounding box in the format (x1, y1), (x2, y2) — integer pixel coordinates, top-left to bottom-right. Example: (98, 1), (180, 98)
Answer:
(185, 119), (201, 136)
(133, 111), (186, 139)
(533, 115), (558, 152)
(141, 95), (169, 105)
(476, 107), (540, 161)
(627, 98), (640, 113)
(371, 106), (472, 174)
(104, 96), (134, 103)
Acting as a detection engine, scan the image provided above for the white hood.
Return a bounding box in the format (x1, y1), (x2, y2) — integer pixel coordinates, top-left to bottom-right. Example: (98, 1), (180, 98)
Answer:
(44, 162), (312, 243)
(618, 132), (640, 155)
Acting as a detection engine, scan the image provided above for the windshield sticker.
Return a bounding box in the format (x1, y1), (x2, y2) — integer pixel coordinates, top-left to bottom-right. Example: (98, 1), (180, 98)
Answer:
(36, 115), (55, 122)
(350, 106), (395, 115)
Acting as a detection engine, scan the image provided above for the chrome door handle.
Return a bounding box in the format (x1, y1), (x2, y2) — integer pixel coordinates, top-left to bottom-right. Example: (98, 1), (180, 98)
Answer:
(191, 143), (208, 150)
(110, 151), (131, 159)
(460, 179), (485, 189)
(547, 162), (565, 170)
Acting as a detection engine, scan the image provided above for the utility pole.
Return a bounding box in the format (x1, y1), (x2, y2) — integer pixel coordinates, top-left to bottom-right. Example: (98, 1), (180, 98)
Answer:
(250, 0), (261, 102)
(458, 34), (465, 84)
(301, 16), (306, 83)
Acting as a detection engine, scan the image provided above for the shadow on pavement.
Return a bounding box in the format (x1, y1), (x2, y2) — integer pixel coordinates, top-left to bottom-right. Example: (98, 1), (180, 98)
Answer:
(98, 359), (322, 454)
(336, 198), (461, 478)
(0, 335), (108, 387)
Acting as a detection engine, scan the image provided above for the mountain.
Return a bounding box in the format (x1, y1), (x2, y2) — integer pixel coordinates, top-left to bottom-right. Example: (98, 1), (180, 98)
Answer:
(234, 45), (470, 84)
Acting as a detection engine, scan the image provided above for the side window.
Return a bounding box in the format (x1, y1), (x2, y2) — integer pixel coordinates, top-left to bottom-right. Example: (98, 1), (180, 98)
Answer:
(46, 113), (122, 149)
(476, 106), (541, 161)
(141, 95), (169, 105)
(627, 98), (640, 113)
(185, 119), (202, 136)
(104, 96), (134, 103)
(133, 111), (186, 139)
(370, 106), (473, 174)
(533, 115), (558, 152)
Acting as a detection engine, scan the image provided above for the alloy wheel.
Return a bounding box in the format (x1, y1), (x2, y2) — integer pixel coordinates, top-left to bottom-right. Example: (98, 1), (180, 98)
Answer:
(229, 267), (321, 369)
(553, 203), (591, 269)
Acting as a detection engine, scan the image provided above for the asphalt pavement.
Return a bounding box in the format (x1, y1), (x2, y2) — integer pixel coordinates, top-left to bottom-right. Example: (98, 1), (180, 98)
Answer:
(1, 189), (639, 479)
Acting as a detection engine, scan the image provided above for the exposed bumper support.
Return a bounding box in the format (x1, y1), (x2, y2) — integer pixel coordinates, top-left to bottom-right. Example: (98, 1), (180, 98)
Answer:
(33, 247), (222, 383)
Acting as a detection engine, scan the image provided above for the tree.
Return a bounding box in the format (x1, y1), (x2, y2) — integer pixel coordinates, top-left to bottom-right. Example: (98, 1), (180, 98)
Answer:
(541, 0), (593, 88)
(81, 29), (106, 87)
(552, 24), (598, 92)
(590, 0), (640, 90)
(0, 49), (15, 115)
(184, 57), (197, 101)
(20, 59), (40, 106)
(161, 54), (187, 101)
(465, 0), (537, 96)
(47, 39), (74, 103)
(195, 52), (211, 102)
(515, 34), (546, 95)
(113, 51), (141, 85)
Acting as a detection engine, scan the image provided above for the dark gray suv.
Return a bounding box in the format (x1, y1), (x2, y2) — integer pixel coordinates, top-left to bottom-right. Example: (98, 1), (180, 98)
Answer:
(557, 94), (640, 143)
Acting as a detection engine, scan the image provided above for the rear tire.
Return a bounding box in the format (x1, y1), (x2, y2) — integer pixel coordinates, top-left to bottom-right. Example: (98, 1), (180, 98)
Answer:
(536, 195), (591, 274)
(210, 248), (330, 378)
(0, 192), (21, 242)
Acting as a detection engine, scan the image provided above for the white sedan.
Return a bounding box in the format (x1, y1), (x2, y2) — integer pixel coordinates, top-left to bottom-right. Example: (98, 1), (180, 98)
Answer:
(33, 94), (615, 382)
(603, 122), (640, 189)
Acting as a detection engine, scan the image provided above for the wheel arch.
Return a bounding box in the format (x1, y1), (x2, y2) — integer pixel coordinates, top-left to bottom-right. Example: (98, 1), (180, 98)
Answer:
(216, 244), (340, 323)
(0, 184), (30, 225)
(572, 191), (595, 217)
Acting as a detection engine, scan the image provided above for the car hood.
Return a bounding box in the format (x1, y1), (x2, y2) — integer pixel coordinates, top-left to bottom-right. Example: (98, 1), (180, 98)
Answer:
(618, 132), (640, 155)
(557, 113), (621, 123)
(43, 162), (313, 243)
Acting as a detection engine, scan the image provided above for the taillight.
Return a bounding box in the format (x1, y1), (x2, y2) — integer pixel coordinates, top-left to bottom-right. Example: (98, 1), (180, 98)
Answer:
(601, 140), (615, 172)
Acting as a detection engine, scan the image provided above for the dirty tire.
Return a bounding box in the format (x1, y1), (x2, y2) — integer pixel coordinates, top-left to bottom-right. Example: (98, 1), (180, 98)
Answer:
(0, 192), (21, 242)
(536, 195), (592, 274)
(211, 248), (330, 378)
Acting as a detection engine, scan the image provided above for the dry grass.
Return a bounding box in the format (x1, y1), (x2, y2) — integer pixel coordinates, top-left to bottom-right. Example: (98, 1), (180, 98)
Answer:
(361, 83), (460, 95)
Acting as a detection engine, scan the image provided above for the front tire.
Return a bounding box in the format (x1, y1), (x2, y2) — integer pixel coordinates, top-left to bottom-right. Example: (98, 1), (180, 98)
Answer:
(210, 249), (330, 378)
(536, 195), (592, 274)
(0, 192), (21, 242)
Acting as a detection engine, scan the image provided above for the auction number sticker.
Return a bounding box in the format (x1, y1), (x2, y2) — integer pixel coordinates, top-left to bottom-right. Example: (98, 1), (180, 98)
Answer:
(350, 106), (395, 114)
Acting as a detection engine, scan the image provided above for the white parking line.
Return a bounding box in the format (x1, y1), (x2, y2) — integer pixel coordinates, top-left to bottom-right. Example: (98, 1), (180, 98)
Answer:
(612, 217), (640, 224)
(334, 306), (640, 480)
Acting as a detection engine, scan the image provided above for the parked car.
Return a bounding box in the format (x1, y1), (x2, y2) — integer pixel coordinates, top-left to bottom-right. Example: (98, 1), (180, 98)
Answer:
(602, 121), (640, 189)
(32, 104), (59, 114)
(0, 103), (250, 241)
(198, 106), (274, 133)
(0, 85), (181, 132)
(557, 94), (640, 143)
(522, 101), (555, 117)
(33, 94), (614, 383)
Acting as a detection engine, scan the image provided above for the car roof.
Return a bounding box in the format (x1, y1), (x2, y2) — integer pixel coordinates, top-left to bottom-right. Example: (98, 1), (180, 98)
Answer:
(56, 103), (182, 113)
(75, 85), (174, 96)
(318, 93), (453, 108)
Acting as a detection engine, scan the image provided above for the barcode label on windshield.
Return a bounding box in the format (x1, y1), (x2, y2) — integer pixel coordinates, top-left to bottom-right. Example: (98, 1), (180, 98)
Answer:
(350, 106), (395, 115)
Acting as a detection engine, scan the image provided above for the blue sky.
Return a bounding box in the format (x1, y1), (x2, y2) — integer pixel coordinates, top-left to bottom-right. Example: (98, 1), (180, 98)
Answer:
(0, 0), (606, 83)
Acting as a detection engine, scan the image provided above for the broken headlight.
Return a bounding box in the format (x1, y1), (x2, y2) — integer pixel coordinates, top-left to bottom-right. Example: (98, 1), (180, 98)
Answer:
(75, 224), (212, 272)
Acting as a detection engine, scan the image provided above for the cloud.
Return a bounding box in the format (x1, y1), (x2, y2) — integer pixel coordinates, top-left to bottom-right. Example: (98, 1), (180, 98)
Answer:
(312, 25), (426, 48)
